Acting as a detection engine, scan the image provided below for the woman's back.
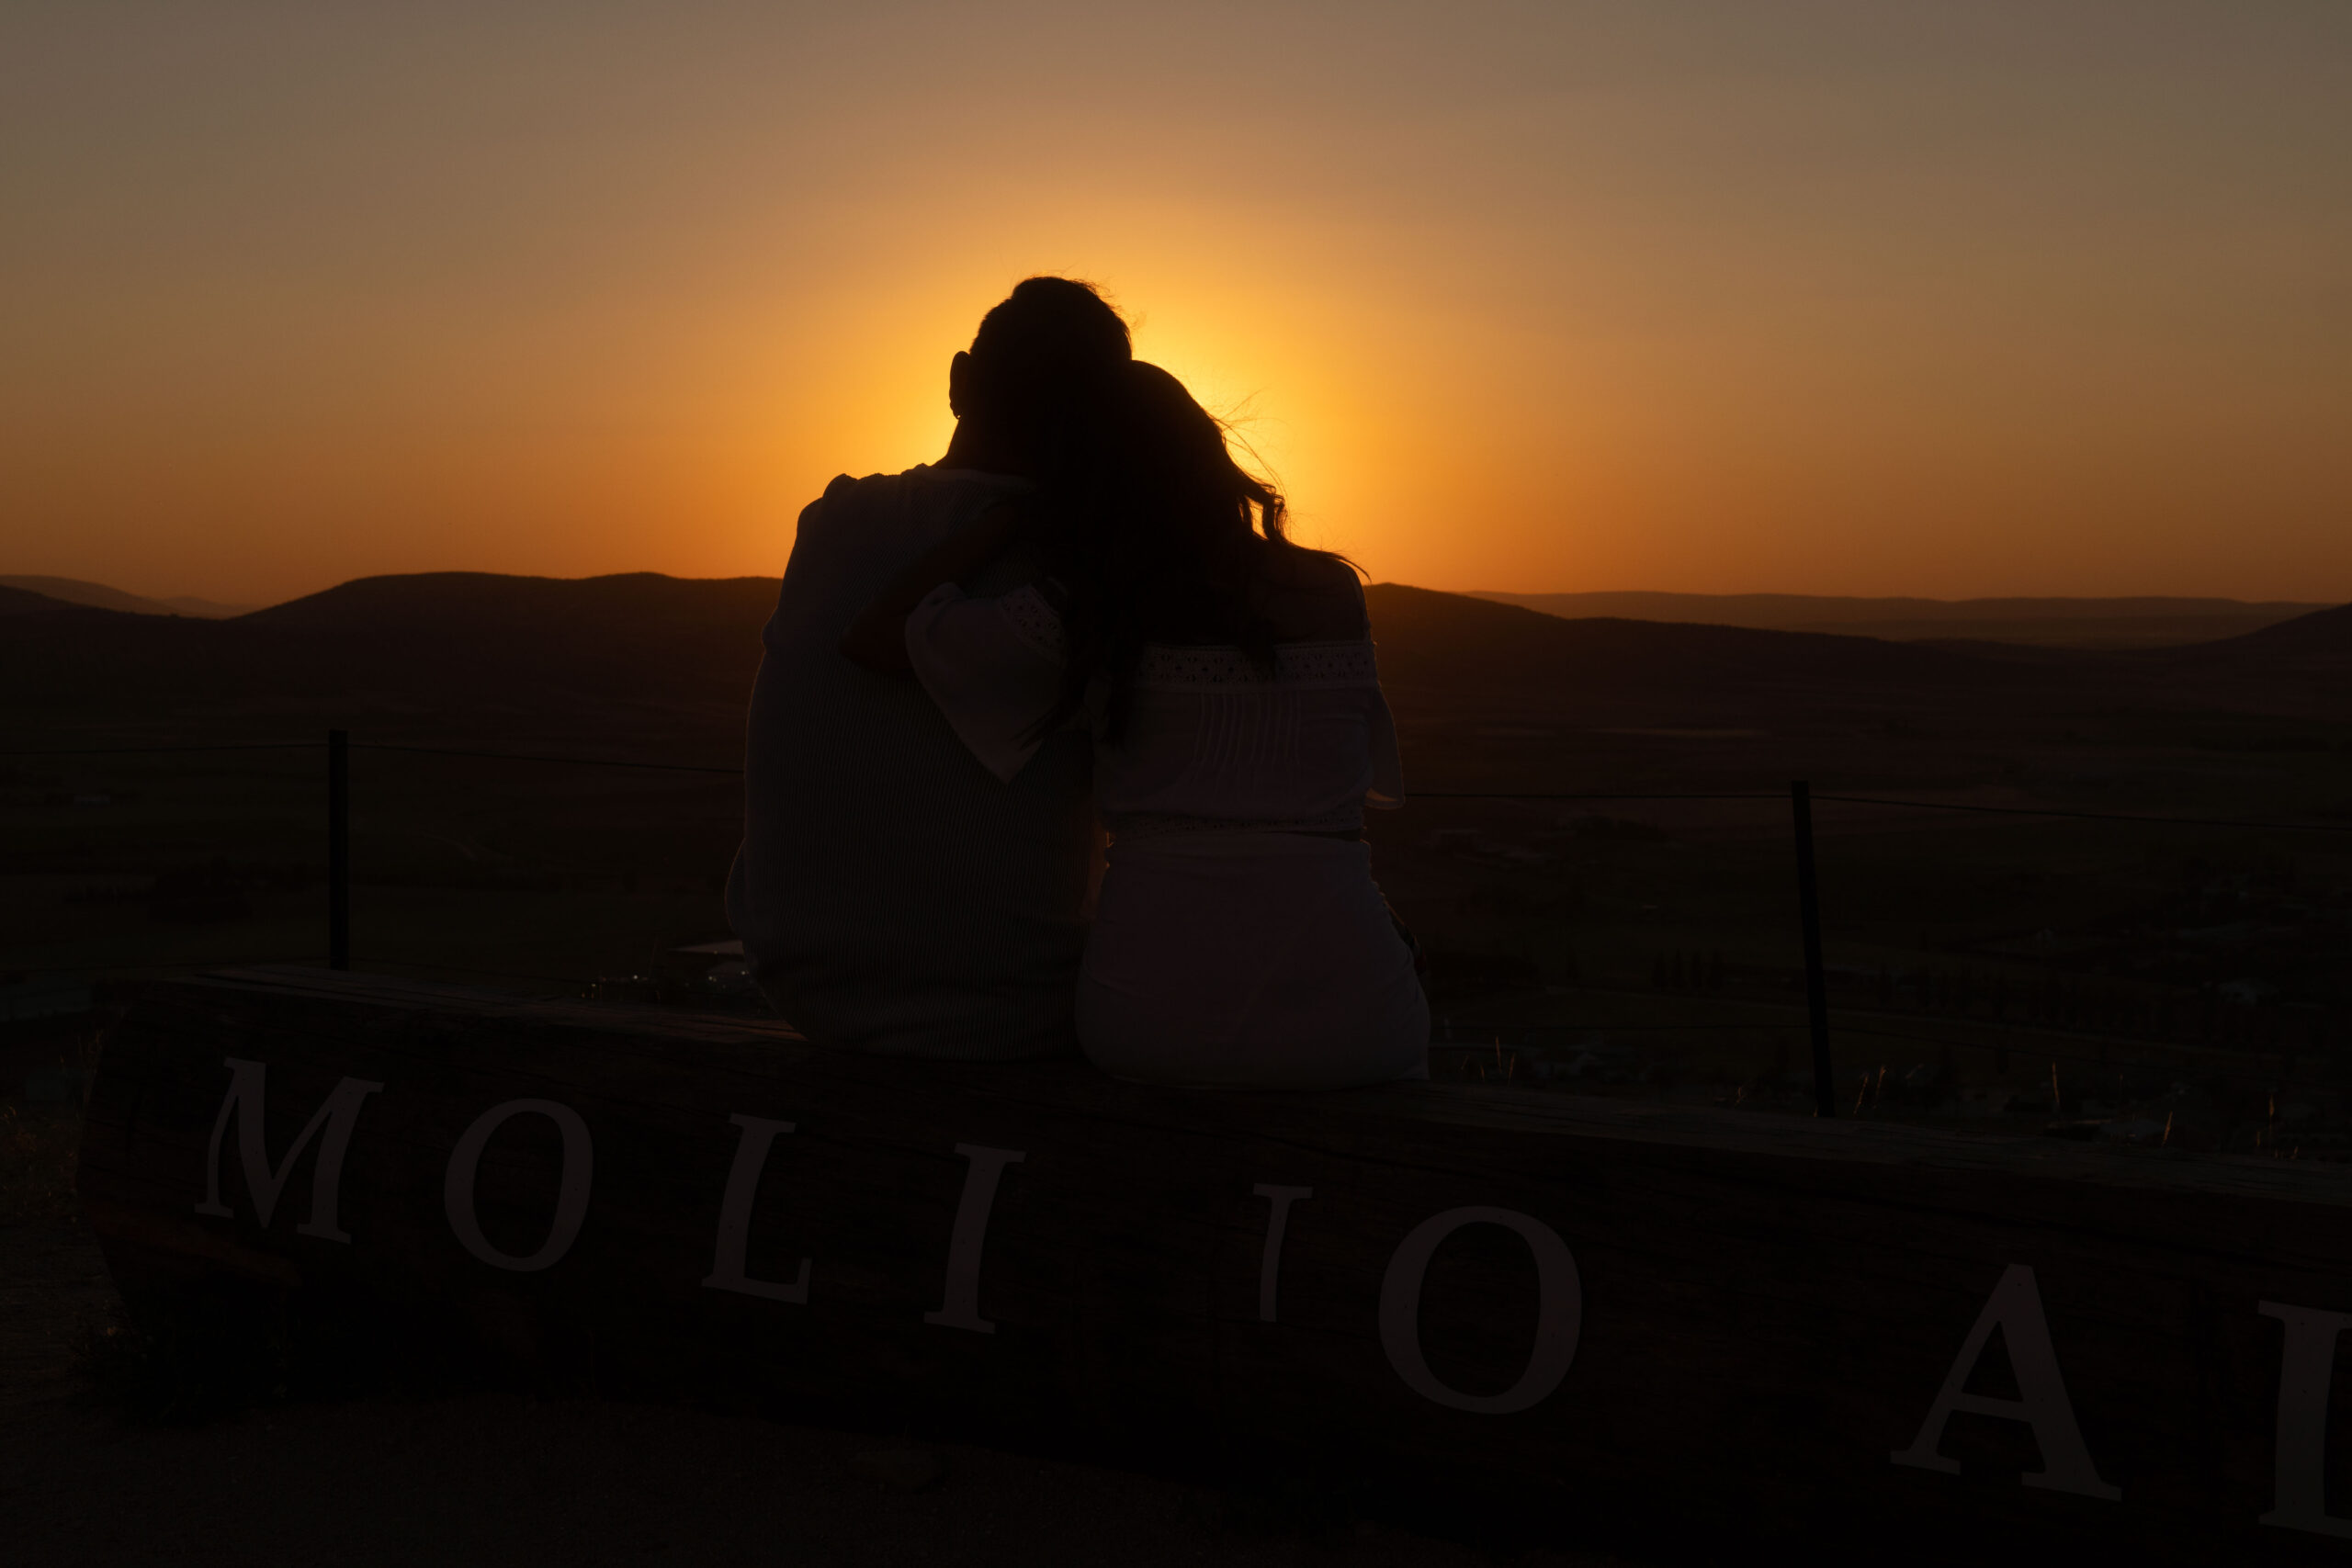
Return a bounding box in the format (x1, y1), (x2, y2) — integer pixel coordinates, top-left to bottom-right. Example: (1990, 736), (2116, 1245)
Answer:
(904, 559), (1426, 1088)
(1086, 566), (1398, 840)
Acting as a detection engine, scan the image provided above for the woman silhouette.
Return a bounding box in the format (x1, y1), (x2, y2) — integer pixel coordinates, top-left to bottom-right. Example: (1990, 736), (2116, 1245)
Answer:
(845, 279), (1426, 1087)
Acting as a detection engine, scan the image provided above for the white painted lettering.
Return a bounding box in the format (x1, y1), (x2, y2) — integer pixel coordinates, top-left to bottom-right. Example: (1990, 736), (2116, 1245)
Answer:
(193, 1056), (383, 1242)
(702, 1115), (810, 1303)
(1891, 1264), (2120, 1500)
(923, 1144), (1023, 1334)
(1378, 1206), (1580, 1414)
(443, 1100), (594, 1272)
(1253, 1184), (1313, 1323)
(2259, 1301), (2352, 1538)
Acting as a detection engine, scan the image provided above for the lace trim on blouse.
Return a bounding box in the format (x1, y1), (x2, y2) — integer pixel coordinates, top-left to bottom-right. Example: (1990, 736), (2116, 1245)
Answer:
(999, 583), (1067, 663)
(1131, 640), (1379, 692)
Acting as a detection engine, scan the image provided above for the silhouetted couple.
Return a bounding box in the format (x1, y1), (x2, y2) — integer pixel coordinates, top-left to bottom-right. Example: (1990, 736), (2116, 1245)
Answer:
(727, 278), (1426, 1087)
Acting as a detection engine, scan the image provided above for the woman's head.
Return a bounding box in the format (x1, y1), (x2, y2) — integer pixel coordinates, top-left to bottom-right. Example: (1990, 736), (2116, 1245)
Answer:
(1080, 360), (1291, 605)
(1027, 356), (1343, 736)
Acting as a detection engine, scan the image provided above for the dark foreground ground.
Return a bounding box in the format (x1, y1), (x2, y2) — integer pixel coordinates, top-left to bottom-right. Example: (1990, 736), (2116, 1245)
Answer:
(0, 1208), (1629, 1568)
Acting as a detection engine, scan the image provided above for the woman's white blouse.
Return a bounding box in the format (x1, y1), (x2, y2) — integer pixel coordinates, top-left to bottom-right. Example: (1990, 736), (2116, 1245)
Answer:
(905, 581), (1404, 834)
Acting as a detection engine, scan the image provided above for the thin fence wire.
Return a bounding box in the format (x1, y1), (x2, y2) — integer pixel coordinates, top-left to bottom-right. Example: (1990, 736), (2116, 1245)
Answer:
(1416, 791), (1784, 802)
(352, 743), (745, 775)
(2, 743), (321, 757)
(1811, 793), (2352, 835)
(0, 740), (742, 774)
(1418, 788), (2352, 833)
(1430, 1021), (2335, 1092)
(354, 956), (614, 986)
(1435, 1010), (2319, 1058)
(4, 956), (327, 975)
(14, 739), (2352, 833)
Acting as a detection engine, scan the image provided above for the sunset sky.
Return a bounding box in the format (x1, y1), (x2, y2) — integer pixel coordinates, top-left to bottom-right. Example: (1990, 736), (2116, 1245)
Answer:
(5, 3), (2348, 607)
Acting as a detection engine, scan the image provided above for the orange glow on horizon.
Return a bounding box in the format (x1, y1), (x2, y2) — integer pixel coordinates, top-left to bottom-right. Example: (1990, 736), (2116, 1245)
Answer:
(5, 6), (2348, 607)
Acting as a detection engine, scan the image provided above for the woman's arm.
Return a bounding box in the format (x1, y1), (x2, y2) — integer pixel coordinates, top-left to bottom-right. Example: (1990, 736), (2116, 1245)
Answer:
(839, 500), (1029, 671)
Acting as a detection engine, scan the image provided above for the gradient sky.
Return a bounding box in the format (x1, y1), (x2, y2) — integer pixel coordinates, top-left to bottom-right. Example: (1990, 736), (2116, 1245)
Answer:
(6, 2), (2348, 606)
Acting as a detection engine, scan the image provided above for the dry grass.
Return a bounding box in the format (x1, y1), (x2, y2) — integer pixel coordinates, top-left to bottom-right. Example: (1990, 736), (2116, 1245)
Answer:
(0, 1036), (95, 1225)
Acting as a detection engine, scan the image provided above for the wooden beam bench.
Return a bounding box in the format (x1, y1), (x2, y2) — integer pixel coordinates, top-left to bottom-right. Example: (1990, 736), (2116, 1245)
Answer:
(76, 968), (2352, 1562)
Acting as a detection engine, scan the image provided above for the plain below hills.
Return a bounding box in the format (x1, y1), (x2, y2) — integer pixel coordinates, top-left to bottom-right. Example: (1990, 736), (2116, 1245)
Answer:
(3, 573), (2348, 736)
(1472, 591), (2325, 649)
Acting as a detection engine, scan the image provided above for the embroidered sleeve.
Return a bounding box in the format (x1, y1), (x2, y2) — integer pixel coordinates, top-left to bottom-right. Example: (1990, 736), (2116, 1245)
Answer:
(997, 583), (1068, 663)
(904, 582), (1068, 784)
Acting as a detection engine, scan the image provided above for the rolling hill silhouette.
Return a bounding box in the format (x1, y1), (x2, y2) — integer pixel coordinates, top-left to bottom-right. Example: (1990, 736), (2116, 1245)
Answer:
(2181, 600), (2352, 659)
(0, 574), (254, 618)
(3, 572), (2345, 724)
(1365, 583), (2045, 718)
(2, 573), (778, 716)
(235, 572), (784, 708)
(0, 584), (93, 618)
(1472, 590), (2324, 649)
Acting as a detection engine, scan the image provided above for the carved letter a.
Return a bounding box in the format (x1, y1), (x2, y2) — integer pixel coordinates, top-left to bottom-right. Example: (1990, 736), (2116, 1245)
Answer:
(1892, 1263), (2120, 1500)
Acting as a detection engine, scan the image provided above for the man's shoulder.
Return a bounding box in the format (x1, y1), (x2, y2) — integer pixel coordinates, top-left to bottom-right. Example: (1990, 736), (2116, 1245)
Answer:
(785, 470), (937, 564)
(808, 466), (921, 517)
(801, 466), (1033, 545)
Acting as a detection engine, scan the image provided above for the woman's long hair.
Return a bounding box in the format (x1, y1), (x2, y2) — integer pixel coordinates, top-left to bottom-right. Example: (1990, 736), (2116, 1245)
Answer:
(1033, 361), (1317, 738)
(958, 278), (1347, 738)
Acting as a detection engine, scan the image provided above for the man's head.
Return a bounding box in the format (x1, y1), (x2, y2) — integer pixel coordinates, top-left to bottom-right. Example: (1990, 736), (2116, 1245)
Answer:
(948, 277), (1131, 441)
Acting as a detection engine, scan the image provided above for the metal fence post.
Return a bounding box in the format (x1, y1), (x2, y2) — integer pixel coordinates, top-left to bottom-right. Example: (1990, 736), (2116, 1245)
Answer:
(329, 728), (350, 970)
(1791, 779), (1834, 1116)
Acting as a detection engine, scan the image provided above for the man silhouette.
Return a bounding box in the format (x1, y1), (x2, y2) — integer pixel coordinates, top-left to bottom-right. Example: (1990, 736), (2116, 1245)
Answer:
(726, 277), (1125, 1056)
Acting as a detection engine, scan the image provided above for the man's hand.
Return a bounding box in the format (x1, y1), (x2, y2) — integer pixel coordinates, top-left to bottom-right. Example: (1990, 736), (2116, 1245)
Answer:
(840, 501), (1029, 672)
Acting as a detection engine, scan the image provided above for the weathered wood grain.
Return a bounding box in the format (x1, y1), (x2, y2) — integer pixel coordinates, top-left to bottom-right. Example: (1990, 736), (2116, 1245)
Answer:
(75, 967), (2352, 1561)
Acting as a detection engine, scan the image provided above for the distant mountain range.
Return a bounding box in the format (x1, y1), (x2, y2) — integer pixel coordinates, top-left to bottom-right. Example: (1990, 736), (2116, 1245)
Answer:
(5, 570), (2314, 644)
(9, 573), (2320, 648)
(1471, 591), (2326, 649)
(0, 573), (779, 717)
(3, 573), (2346, 726)
(0, 575), (256, 619)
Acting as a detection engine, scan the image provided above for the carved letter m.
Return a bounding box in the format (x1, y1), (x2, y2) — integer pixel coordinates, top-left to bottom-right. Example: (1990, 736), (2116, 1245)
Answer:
(194, 1056), (383, 1243)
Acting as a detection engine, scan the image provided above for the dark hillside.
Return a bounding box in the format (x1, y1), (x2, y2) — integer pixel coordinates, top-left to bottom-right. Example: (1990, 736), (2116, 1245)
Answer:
(1474, 589), (2324, 649)
(0, 575), (183, 616)
(1363, 583), (2046, 722)
(0, 572), (783, 716)
(242, 570), (779, 640)
(3, 570), (2340, 727)
(2178, 600), (2352, 659)
(0, 586), (95, 618)
(233, 572), (784, 710)
(2132, 602), (2352, 717)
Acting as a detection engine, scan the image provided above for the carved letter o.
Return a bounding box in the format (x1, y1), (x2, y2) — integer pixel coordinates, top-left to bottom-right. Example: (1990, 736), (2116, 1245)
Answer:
(445, 1100), (594, 1272)
(1378, 1206), (1581, 1414)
